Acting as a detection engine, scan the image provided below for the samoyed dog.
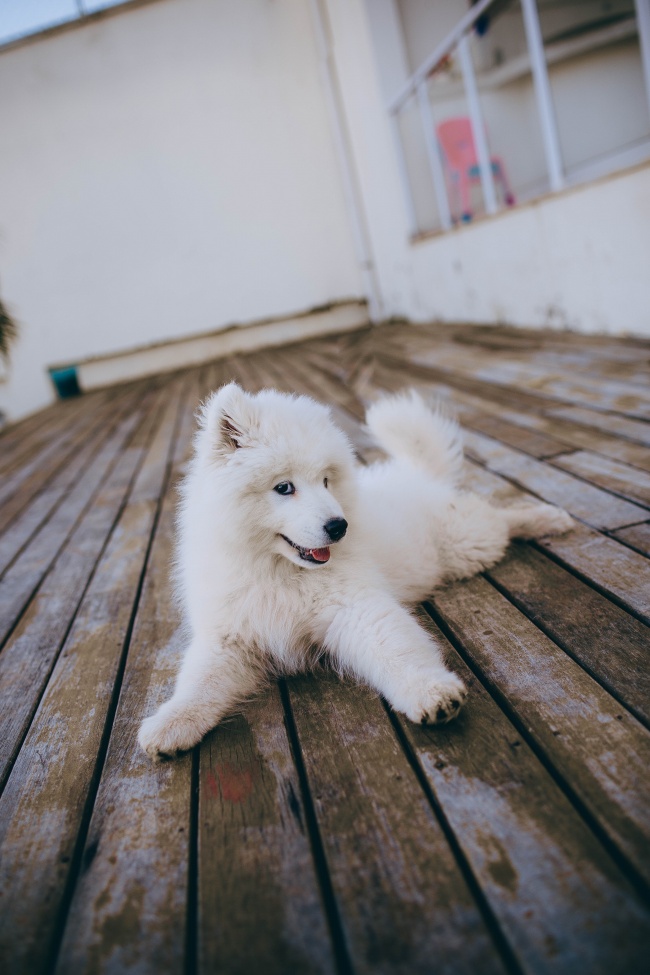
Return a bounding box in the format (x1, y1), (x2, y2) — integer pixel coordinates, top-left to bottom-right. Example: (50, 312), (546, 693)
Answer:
(139, 382), (572, 759)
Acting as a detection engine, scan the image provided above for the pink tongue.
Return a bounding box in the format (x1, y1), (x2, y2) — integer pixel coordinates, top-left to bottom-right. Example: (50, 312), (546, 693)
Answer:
(309, 547), (330, 563)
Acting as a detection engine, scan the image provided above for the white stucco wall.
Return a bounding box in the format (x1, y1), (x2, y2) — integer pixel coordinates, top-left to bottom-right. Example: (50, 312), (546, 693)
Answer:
(397, 162), (650, 334)
(322, 0), (650, 337)
(0, 0), (364, 421)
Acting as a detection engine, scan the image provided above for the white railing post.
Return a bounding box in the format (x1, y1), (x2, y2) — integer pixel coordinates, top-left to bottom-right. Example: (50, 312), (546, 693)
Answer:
(417, 82), (453, 231)
(520, 0), (564, 192)
(388, 111), (420, 237)
(388, 0), (495, 114)
(635, 0), (650, 118)
(458, 33), (498, 215)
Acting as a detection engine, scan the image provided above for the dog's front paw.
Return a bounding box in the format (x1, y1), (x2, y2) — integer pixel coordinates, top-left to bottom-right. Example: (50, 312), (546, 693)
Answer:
(138, 703), (204, 760)
(401, 673), (467, 726)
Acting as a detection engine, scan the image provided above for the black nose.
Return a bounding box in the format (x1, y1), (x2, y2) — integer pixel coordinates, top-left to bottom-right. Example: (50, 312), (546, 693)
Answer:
(324, 517), (348, 542)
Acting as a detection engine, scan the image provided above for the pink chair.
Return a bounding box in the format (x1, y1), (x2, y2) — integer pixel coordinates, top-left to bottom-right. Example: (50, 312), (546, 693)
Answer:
(436, 117), (515, 222)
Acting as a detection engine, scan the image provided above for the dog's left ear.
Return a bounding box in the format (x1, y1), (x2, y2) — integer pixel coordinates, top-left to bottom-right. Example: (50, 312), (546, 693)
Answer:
(200, 383), (259, 454)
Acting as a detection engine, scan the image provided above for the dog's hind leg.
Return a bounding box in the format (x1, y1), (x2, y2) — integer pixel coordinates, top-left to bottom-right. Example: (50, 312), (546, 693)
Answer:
(501, 501), (574, 540)
(138, 637), (262, 759)
(437, 494), (573, 584)
(324, 593), (466, 725)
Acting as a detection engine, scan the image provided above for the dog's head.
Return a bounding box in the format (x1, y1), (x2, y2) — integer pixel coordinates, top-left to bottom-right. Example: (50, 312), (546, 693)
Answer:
(196, 382), (356, 568)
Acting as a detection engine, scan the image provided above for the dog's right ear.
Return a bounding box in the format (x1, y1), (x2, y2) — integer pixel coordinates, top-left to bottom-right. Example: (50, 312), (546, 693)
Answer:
(199, 383), (258, 455)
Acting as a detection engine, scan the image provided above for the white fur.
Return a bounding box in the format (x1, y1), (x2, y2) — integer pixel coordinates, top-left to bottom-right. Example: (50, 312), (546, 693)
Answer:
(139, 384), (573, 758)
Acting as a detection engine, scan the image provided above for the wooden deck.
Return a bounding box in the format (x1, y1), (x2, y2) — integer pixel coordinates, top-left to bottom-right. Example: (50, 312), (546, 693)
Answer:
(1, 321), (650, 975)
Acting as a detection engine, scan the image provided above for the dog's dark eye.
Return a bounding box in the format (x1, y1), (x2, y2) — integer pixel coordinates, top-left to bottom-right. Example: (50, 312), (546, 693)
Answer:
(323, 477), (329, 489)
(274, 481), (295, 496)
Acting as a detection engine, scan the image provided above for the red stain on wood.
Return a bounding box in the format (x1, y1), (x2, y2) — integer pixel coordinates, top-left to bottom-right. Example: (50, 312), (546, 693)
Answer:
(205, 763), (254, 803)
(205, 770), (219, 800)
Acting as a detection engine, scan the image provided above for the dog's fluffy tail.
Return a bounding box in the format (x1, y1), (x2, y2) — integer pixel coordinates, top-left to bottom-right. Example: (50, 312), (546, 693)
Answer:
(365, 390), (464, 484)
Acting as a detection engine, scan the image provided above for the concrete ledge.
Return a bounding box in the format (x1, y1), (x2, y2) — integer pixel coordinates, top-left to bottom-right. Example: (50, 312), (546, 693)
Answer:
(75, 300), (368, 391)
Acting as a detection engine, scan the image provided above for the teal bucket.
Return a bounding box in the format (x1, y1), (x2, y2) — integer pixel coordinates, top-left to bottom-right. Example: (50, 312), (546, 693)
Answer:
(49, 366), (81, 399)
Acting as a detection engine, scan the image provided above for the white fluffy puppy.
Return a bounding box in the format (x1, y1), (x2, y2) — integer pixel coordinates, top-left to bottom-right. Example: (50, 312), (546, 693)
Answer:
(139, 383), (572, 758)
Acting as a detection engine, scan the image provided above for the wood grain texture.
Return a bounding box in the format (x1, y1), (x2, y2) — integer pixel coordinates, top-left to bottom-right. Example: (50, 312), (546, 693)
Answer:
(459, 412), (572, 460)
(0, 380), (184, 974)
(410, 341), (650, 419)
(0, 388), (107, 478)
(464, 405), (650, 474)
(0, 393), (170, 790)
(54, 374), (204, 975)
(462, 429), (648, 530)
(431, 577), (650, 887)
(288, 669), (506, 975)
(54, 493), (191, 975)
(1, 319), (649, 974)
(612, 521), (650, 558)
(397, 610), (650, 974)
(537, 523), (650, 622)
(0, 386), (131, 519)
(0, 396), (137, 578)
(545, 406), (650, 446)
(198, 686), (336, 975)
(552, 450), (650, 508)
(487, 542), (650, 726)
(0, 384), (160, 647)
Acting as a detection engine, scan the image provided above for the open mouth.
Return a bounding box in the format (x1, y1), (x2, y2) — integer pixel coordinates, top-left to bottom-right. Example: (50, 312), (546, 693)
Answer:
(281, 535), (331, 564)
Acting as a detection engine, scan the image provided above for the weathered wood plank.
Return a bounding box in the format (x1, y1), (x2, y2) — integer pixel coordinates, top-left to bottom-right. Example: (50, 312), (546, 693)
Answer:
(0, 389), (106, 477)
(475, 406), (650, 475)
(424, 427), (650, 627)
(611, 522), (650, 558)
(197, 688), (337, 975)
(410, 342), (650, 418)
(0, 386), (169, 786)
(431, 576), (650, 888)
(456, 457), (650, 627)
(226, 351), (268, 392)
(485, 366), (650, 418)
(0, 385), (138, 537)
(462, 429), (648, 530)
(545, 406), (650, 446)
(461, 459), (532, 504)
(276, 346), (366, 420)
(458, 412), (573, 460)
(0, 380), (148, 480)
(288, 669), (507, 975)
(0, 379), (185, 974)
(396, 610), (650, 974)
(404, 319), (642, 353)
(0, 384), (163, 651)
(0, 383), (153, 579)
(486, 542), (650, 726)
(552, 450), (650, 508)
(373, 352), (536, 416)
(54, 377), (206, 975)
(498, 348), (650, 387)
(537, 523), (650, 623)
